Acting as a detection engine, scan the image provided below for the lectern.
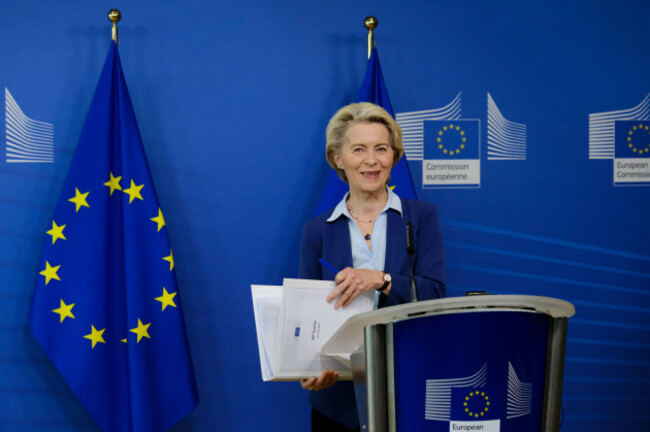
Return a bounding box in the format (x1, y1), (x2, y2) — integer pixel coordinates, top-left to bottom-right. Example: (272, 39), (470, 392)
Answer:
(322, 295), (575, 432)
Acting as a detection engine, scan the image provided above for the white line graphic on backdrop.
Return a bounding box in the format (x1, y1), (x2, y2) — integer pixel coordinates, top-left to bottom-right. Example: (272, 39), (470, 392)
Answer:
(487, 93), (527, 160)
(5, 87), (54, 163)
(506, 362), (532, 419)
(589, 94), (650, 159)
(396, 92), (462, 161)
(424, 363), (487, 421)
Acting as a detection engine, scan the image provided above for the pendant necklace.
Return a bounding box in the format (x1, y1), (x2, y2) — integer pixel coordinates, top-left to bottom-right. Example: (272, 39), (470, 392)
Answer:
(347, 205), (375, 241)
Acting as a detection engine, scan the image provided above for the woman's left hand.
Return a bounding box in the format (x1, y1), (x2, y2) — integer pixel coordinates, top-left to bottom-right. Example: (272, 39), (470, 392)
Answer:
(327, 268), (385, 309)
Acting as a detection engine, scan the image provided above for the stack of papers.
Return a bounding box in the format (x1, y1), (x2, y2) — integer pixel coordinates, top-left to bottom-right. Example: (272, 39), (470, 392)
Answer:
(251, 278), (373, 381)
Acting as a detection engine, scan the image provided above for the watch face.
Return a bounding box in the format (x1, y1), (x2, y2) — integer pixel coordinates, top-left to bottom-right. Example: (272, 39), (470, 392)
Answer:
(378, 273), (391, 292)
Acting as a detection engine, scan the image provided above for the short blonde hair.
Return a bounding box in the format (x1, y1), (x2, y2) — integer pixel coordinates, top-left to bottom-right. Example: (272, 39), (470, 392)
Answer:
(325, 102), (404, 183)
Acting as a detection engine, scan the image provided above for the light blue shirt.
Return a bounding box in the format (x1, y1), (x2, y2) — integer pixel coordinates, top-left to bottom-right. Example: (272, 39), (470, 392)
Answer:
(327, 188), (403, 308)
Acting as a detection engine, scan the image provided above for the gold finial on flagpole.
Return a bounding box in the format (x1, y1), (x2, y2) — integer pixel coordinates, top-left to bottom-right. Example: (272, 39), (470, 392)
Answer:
(108, 9), (121, 45)
(364, 16), (378, 59)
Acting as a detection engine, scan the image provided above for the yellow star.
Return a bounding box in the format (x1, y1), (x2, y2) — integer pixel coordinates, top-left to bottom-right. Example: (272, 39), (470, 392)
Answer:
(46, 221), (66, 244)
(123, 179), (144, 203)
(68, 188), (90, 212)
(40, 261), (61, 285)
(84, 325), (106, 349)
(163, 249), (174, 271)
(130, 318), (151, 343)
(103, 172), (122, 196)
(155, 287), (177, 311)
(151, 208), (166, 232)
(52, 299), (75, 323)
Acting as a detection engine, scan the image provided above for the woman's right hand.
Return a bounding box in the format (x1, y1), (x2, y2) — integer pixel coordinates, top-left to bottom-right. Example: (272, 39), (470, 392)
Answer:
(300, 370), (338, 391)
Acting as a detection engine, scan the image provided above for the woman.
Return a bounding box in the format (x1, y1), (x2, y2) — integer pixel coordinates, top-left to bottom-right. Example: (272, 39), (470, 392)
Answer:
(298, 102), (446, 431)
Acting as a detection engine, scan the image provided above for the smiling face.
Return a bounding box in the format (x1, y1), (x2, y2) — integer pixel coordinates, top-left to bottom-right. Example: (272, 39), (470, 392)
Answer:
(333, 122), (394, 197)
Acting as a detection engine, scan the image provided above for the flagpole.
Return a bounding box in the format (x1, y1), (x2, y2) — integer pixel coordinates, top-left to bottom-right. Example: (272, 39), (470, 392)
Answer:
(364, 16), (378, 59)
(108, 9), (121, 44)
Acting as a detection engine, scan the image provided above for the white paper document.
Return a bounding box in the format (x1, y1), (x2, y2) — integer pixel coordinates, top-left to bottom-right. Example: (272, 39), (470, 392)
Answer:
(251, 278), (373, 381)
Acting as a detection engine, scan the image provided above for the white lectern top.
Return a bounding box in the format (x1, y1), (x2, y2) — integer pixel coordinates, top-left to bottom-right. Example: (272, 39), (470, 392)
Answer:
(321, 295), (575, 357)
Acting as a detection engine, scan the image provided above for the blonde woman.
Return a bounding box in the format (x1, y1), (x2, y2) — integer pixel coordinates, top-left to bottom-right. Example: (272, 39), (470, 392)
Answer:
(299, 102), (446, 431)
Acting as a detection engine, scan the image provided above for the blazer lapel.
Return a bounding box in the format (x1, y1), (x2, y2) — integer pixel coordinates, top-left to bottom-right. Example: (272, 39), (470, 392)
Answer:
(325, 217), (353, 277)
(385, 209), (405, 274)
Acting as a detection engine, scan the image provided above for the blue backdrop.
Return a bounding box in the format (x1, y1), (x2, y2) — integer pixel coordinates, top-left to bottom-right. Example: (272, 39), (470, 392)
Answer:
(0, 1), (648, 430)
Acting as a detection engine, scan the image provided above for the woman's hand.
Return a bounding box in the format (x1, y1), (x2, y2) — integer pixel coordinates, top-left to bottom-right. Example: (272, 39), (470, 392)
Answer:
(301, 370), (338, 391)
(327, 268), (386, 309)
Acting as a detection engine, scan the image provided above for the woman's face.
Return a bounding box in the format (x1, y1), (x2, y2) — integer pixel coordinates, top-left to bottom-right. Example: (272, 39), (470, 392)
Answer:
(334, 122), (394, 196)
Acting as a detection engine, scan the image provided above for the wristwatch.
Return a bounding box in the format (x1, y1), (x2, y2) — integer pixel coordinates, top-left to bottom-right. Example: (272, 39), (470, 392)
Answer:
(377, 272), (391, 292)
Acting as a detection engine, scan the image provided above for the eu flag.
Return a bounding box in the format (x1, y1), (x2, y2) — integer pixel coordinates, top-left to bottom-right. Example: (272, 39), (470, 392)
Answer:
(29, 42), (198, 431)
(315, 47), (418, 215)
(615, 120), (650, 158)
(449, 386), (503, 421)
(423, 120), (480, 160)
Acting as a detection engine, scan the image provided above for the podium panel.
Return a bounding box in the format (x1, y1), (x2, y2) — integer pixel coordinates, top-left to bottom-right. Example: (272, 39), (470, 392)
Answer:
(390, 310), (549, 431)
(328, 296), (574, 432)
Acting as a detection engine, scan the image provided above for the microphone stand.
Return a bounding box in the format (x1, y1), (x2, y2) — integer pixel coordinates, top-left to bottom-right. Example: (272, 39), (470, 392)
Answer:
(406, 222), (419, 302)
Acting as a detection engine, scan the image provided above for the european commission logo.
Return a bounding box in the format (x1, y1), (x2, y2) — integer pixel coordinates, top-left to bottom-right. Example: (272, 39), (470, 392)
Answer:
(5, 87), (54, 163)
(589, 94), (650, 186)
(424, 362), (532, 431)
(397, 92), (526, 189)
(613, 121), (650, 185)
(422, 120), (480, 188)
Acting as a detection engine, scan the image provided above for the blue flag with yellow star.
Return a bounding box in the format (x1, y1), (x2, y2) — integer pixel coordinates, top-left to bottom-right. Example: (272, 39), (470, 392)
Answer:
(615, 120), (650, 158)
(315, 47), (417, 215)
(29, 42), (198, 431)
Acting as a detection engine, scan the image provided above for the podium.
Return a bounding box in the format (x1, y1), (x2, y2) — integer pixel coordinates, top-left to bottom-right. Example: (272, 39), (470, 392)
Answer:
(322, 295), (575, 432)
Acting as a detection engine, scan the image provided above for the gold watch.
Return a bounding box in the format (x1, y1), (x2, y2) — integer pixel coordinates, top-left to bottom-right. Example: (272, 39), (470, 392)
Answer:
(377, 272), (391, 292)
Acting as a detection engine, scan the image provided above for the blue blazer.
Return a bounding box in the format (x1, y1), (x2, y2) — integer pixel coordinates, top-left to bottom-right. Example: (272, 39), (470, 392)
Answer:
(298, 197), (446, 429)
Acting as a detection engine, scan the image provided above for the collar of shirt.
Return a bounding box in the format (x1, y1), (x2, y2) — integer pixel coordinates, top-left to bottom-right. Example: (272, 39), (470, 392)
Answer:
(326, 187), (402, 223)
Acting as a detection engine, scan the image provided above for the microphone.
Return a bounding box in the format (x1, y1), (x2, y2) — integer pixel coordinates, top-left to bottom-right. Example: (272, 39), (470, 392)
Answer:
(406, 222), (418, 302)
(406, 222), (415, 254)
